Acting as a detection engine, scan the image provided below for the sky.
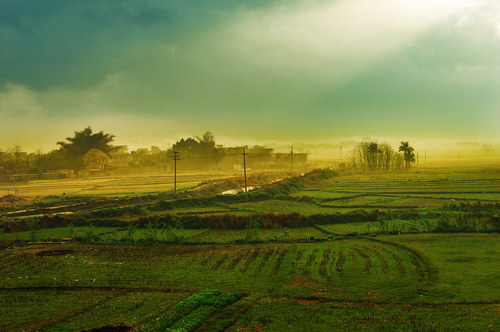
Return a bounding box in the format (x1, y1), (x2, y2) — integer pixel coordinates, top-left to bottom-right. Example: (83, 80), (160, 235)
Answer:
(1, 0), (499, 152)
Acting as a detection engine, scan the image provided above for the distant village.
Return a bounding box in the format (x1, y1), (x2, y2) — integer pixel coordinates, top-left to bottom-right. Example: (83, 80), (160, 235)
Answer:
(0, 143), (308, 183)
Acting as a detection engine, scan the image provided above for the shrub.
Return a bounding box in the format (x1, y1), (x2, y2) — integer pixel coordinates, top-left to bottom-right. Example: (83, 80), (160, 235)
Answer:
(80, 224), (97, 243)
(66, 223), (75, 238)
(26, 218), (40, 242)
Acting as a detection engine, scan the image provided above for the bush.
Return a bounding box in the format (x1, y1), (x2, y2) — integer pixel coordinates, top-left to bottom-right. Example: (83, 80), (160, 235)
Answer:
(26, 219), (40, 242)
(79, 224), (97, 243)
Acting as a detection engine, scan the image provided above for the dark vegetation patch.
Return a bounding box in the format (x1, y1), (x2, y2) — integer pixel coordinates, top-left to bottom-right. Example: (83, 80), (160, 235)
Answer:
(86, 325), (131, 332)
(36, 249), (75, 256)
(445, 256), (477, 263)
(0, 194), (31, 204)
(134, 290), (241, 331)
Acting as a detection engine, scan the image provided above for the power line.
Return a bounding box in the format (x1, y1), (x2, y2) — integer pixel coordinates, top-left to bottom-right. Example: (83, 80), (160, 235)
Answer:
(243, 147), (248, 201)
(170, 151), (180, 194)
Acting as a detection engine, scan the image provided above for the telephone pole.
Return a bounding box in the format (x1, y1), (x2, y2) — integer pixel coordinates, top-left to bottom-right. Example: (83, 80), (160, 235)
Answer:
(290, 146), (293, 173)
(340, 146), (343, 163)
(425, 150), (427, 165)
(171, 151), (180, 194)
(243, 147), (248, 201)
(417, 151), (419, 166)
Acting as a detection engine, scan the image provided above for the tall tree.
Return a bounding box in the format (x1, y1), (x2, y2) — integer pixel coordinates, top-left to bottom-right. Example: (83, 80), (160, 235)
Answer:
(196, 131), (223, 165)
(58, 127), (116, 157)
(399, 141), (415, 170)
(196, 131), (216, 147)
(169, 131), (223, 169)
(57, 127), (116, 170)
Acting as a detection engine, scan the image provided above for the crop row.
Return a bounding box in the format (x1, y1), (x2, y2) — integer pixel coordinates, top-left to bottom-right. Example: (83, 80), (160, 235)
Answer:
(134, 290), (240, 332)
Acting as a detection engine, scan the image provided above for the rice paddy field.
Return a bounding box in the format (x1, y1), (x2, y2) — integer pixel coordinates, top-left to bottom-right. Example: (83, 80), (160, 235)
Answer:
(0, 165), (499, 330)
(0, 171), (244, 197)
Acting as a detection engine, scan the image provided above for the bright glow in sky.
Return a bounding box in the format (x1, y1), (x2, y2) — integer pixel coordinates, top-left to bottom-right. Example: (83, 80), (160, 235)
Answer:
(0, 0), (499, 151)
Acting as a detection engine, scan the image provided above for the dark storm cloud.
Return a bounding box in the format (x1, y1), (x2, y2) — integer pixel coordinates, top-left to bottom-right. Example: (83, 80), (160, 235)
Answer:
(0, 0), (288, 89)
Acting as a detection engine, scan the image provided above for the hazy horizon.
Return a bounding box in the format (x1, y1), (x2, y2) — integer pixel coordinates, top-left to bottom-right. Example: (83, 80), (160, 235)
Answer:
(1, 0), (499, 152)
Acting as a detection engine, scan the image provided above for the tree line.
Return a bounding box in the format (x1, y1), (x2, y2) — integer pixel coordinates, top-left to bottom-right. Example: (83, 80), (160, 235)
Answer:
(0, 127), (224, 175)
(0, 126), (417, 176)
(349, 140), (415, 171)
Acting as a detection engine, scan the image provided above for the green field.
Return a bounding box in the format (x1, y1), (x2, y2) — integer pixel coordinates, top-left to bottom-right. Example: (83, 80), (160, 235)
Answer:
(0, 234), (498, 331)
(0, 166), (499, 330)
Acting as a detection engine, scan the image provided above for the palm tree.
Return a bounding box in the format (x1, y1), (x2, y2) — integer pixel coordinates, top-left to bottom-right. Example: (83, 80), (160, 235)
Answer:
(57, 127), (116, 170)
(58, 127), (116, 157)
(399, 141), (415, 170)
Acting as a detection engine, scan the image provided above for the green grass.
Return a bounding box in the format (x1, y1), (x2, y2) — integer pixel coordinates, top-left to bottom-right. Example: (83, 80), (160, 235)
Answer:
(0, 171), (242, 197)
(0, 289), (188, 331)
(318, 195), (447, 207)
(99, 228), (208, 242)
(320, 222), (377, 234)
(379, 233), (500, 303)
(0, 227), (117, 241)
(0, 233), (498, 330)
(228, 200), (355, 215)
(1, 167), (499, 330)
(290, 191), (358, 199)
(226, 297), (499, 331)
(133, 290), (240, 331)
(188, 227), (326, 243)
(2, 235), (497, 303)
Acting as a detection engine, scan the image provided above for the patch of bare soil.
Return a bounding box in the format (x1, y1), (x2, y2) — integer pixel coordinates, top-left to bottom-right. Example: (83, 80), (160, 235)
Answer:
(0, 194), (32, 208)
(288, 275), (323, 287)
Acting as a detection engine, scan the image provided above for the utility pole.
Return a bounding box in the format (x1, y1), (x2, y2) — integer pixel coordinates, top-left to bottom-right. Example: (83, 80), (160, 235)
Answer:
(340, 146), (343, 163)
(425, 150), (427, 165)
(171, 151), (180, 194)
(243, 147), (248, 201)
(290, 146), (293, 173)
(417, 151), (419, 166)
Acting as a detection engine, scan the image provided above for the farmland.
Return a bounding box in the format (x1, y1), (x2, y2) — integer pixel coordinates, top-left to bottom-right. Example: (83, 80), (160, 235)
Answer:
(0, 165), (499, 330)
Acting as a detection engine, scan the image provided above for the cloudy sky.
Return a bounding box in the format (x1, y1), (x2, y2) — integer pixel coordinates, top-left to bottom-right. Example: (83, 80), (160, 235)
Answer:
(1, 0), (499, 151)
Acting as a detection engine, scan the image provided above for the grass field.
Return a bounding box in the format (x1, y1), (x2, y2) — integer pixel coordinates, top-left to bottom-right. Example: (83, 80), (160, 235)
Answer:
(0, 171), (244, 197)
(0, 234), (498, 330)
(0, 165), (499, 330)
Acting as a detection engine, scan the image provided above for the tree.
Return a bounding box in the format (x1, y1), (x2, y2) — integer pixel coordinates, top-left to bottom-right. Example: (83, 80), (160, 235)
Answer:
(0, 146), (26, 175)
(482, 144), (494, 155)
(82, 149), (109, 169)
(196, 131), (216, 148)
(169, 131), (223, 169)
(367, 142), (379, 170)
(57, 127), (116, 170)
(171, 138), (201, 155)
(196, 131), (223, 165)
(58, 127), (116, 157)
(350, 140), (397, 171)
(33, 150), (67, 171)
(399, 141), (415, 170)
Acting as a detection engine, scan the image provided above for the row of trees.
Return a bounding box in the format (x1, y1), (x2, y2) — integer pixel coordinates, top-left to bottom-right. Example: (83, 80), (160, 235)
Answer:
(1, 127), (226, 175)
(1, 126), (418, 176)
(0, 127), (117, 175)
(349, 140), (415, 171)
